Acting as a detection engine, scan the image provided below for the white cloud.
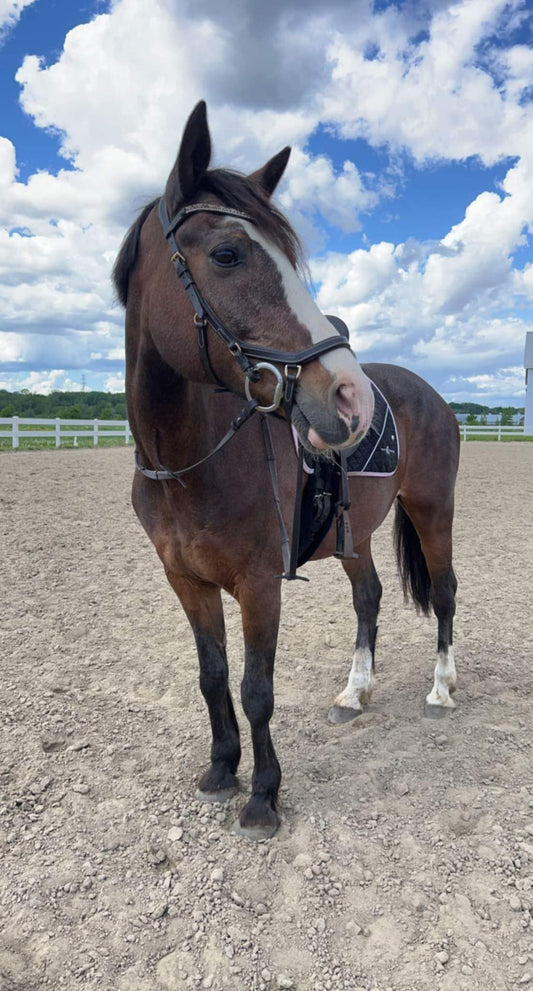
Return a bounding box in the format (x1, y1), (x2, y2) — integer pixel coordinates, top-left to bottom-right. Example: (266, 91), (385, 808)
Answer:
(0, 0), (532, 405)
(105, 371), (125, 392)
(446, 366), (526, 401)
(0, 369), (85, 394)
(0, 0), (35, 41)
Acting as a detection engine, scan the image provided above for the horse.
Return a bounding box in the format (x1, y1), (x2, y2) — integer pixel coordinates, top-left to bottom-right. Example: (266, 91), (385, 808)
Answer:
(113, 101), (460, 841)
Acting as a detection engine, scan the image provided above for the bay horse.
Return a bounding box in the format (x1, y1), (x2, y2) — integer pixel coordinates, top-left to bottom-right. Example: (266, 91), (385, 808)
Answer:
(113, 102), (459, 840)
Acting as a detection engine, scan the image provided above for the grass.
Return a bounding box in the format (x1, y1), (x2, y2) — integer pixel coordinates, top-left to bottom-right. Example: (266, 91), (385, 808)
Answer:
(0, 437), (134, 452)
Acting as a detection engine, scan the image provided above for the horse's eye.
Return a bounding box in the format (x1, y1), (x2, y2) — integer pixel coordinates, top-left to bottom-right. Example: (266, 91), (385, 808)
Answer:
(211, 245), (242, 268)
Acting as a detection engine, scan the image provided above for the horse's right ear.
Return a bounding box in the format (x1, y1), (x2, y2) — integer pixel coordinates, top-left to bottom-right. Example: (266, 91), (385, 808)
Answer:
(248, 147), (291, 198)
(165, 101), (212, 213)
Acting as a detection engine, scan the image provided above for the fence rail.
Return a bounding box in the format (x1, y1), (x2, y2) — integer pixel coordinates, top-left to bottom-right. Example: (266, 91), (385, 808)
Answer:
(459, 424), (526, 441)
(0, 417), (529, 450)
(0, 417), (131, 449)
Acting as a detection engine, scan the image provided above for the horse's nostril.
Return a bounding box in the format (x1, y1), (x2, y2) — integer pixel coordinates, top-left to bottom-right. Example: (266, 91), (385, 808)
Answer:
(335, 383), (358, 430)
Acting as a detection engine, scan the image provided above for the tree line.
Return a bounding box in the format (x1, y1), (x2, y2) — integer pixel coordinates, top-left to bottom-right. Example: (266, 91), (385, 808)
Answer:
(0, 390), (127, 421)
(0, 391), (525, 422)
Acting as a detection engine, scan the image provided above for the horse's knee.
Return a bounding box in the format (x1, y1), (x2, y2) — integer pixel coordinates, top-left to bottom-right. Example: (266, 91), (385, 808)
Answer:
(241, 675), (273, 727)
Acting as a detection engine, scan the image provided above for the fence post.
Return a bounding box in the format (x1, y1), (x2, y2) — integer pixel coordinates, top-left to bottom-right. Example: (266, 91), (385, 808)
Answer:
(125, 422), (130, 445)
(55, 418), (61, 448)
(13, 416), (19, 450)
(498, 423), (502, 441)
(93, 419), (98, 446)
(463, 424), (467, 442)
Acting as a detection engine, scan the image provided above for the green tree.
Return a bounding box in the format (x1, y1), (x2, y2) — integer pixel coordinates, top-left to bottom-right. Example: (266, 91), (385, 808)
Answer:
(466, 412), (478, 425)
(500, 407), (514, 426)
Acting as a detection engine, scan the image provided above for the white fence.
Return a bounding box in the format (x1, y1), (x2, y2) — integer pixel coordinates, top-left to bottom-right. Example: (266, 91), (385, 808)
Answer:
(459, 424), (526, 441)
(0, 417), (528, 450)
(0, 417), (131, 449)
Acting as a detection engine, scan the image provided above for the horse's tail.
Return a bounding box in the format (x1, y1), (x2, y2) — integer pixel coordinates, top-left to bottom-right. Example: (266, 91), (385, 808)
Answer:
(393, 499), (431, 615)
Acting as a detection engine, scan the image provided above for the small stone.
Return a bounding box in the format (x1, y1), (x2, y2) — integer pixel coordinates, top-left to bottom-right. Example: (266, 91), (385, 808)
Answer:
(210, 868), (223, 883)
(277, 977), (294, 989)
(519, 973), (532, 985)
(231, 891), (244, 906)
(68, 739), (90, 752)
(435, 734), (448, 746)
(72, 783), (89, 794)
(225, 944), (234, 959)
(395, 782), (409, 796)
(203, 975), (214, 988)
(255, 902), (267, 916)
(461, 965), (474, 976)
(151, 902), (168, 919)
(293, 853), (312, 869)
(435, 951), (449, 965)
(510, 895), (522, 912)
(41, 735), (65, 753)
(168, 826), (184, 843)
(316, 918), (326, 933)
(304, 868), (314, 881)
(261, 968), (272, 983)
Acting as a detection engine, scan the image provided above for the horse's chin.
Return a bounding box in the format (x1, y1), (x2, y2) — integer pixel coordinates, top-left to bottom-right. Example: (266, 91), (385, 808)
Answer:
(291, 403), (354, 458)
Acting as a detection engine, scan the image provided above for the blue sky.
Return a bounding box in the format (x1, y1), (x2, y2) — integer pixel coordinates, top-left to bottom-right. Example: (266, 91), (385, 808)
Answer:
(1, 0), (533, 405)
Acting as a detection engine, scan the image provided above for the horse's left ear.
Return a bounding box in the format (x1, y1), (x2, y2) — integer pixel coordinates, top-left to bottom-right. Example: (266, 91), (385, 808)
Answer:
(249, 147), (291, 198)
(165, 101), (212, 213)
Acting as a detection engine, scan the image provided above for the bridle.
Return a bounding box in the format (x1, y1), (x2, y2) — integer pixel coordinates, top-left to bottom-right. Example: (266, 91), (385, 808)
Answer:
(157, 196), (352, 416)
(135, 195), (358, 578)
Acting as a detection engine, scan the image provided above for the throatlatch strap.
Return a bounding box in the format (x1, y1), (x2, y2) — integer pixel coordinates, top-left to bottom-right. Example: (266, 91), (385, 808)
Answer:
(135, 399), (259, 485)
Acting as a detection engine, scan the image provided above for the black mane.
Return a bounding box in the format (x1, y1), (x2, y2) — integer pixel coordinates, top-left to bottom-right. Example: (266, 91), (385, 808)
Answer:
(112, 170), (302, 308)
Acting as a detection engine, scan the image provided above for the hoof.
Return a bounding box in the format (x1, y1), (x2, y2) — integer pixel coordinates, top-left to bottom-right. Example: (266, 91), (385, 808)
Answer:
(424, 703), (454, 720)
(231, 818), (279, 841)
(328, 704), (363, 724)
(233, 796), (280, 841)
(195, 785), (239, 804)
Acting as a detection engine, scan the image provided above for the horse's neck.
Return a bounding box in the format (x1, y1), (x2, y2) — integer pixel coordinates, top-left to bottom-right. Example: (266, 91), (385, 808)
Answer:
(128, 343), (214, 469)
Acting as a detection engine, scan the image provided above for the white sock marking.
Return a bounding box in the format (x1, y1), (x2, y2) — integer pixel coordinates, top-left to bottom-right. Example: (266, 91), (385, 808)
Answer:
(334, 646), (373, 711)
(426, 647), (457, 708)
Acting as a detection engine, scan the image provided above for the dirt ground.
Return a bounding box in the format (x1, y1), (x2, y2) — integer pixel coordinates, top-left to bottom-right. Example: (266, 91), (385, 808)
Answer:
(1, 441), (532, 991)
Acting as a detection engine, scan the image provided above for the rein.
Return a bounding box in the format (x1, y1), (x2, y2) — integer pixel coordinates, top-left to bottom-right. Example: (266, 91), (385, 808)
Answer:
(135, 196), (357, 579)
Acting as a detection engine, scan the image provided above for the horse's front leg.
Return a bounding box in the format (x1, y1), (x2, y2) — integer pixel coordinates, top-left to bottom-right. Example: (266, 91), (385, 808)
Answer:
(166, 573), (241, 801)
(234, 580), (282, 841)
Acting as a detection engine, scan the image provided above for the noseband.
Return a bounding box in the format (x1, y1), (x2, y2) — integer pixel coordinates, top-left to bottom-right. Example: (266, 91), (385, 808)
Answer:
(157, 196), (351, 415)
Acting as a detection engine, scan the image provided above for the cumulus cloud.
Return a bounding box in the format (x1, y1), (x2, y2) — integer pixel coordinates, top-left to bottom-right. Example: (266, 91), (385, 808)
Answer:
(446, 366), (526, 401)
(0, 0), (35, 41)
(0, 0), (532, 403)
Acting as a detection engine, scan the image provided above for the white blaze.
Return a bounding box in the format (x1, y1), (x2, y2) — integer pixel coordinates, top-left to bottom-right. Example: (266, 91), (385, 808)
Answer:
(239, 220), (364, 383)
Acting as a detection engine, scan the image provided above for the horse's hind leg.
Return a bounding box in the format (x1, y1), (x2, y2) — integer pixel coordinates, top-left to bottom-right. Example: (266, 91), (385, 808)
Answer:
(328, 538), (382, 724)
(397, 498), (457, 717)
(166, 574), (241, 800)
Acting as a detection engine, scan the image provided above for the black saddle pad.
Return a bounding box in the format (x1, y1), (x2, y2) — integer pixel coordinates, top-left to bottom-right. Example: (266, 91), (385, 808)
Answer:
(297, 381), (398, 567)
(345, 382), (399, 476)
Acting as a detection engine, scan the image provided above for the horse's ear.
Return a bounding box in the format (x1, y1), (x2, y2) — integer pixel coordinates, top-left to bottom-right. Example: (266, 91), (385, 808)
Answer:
(165, 101), (212, 212)
(248, 147), (291, 198)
